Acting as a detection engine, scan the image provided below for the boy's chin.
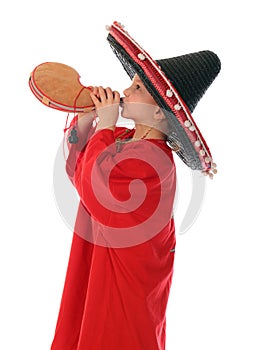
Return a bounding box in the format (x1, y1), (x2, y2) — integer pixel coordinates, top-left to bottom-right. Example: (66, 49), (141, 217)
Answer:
(120, 112), (132, 120)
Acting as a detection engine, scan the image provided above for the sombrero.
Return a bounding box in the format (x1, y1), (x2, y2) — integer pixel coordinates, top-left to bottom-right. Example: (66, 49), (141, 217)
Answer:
(106, 21), (221, 178)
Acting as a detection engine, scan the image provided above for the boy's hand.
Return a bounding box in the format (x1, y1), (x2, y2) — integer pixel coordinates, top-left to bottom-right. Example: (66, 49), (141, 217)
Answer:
(90, 86), (120, 131)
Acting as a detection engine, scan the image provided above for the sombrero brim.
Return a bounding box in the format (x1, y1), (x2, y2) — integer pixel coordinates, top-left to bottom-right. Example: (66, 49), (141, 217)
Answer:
(107, 21), (217, 176)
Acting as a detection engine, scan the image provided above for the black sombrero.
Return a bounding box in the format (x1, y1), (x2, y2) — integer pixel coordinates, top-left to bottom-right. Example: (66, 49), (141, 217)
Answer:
(106, 21), (221, 178)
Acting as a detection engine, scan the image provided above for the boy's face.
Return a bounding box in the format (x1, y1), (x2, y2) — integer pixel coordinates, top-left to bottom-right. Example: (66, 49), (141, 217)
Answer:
(121, 75), (159, 123)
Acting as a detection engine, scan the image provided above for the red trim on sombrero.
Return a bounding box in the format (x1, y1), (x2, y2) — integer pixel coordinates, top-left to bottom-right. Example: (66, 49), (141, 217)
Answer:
(109, 21), (215, 174)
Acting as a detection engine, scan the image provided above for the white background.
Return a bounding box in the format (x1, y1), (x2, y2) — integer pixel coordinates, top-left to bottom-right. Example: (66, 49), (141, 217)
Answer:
(1, 0), (258, 349)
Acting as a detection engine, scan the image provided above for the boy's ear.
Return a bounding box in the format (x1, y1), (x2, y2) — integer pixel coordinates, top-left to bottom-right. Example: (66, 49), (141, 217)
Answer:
(154, 107), (166, 120)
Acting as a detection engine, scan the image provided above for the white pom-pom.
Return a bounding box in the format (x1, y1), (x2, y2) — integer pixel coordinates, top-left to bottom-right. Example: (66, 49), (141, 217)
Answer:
(174, 103), (181, 110)
(184, 120), (191, 127)
(138, 53), (146, 60)
(166, 89), (173, 97)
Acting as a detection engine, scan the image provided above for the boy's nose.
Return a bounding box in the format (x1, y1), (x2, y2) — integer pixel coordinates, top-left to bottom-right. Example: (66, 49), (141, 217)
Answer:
(123, 87), (130, 97)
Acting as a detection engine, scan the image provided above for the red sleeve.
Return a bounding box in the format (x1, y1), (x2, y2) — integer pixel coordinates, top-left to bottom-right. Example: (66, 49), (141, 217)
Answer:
(73, 129), (176, 231)
(65, 115), (96, 183)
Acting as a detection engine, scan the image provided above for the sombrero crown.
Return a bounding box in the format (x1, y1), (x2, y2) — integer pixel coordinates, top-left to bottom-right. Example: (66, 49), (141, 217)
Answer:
(106, 21), (221, 178)
(157, 51), (221, 113)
